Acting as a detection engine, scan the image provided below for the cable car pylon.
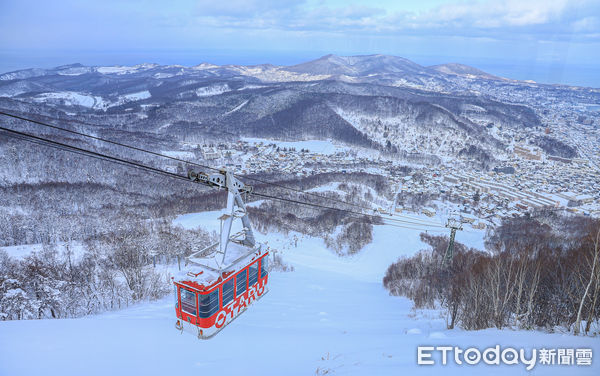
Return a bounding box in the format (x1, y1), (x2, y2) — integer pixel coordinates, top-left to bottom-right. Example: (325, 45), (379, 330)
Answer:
(443, 216), (463, 266)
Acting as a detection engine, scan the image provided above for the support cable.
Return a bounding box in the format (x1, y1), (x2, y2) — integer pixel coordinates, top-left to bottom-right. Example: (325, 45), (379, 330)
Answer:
(0, 111), (443, 227)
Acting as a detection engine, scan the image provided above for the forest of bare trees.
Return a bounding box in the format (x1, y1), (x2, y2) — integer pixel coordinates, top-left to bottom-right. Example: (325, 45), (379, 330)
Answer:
(1, 128), (390, 249)
(0, 220), (214, 321)
(248, 177), (387, 255)
(383, 214), (600, 335)
(1, 132), (388, 321)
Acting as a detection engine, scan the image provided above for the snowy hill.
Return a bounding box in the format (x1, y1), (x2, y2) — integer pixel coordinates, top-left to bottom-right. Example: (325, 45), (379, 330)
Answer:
(1, 212), (598, 375)
(429, 63), (503, 80)
(2, 53), (588, 167)
(285, 54), (429, 77)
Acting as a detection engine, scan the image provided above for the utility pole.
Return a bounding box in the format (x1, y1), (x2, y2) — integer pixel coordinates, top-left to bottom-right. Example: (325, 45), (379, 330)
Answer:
(390, 182), (402, 214)
(443, 217), (463, 266)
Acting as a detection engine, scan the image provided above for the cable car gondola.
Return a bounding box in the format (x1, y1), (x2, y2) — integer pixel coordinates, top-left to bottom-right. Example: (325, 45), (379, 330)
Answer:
(173, 169), (269, 339)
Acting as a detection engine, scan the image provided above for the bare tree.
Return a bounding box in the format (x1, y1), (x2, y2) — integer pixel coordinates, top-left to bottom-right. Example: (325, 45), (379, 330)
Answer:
(574, 228), (600, 335)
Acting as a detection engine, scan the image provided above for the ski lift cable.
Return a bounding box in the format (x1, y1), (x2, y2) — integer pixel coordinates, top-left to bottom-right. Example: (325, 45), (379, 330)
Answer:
(251, 190), (445, 228)
(0, 123), (446, 230)
(0, 111), (443, 227)
(1, 131), (156, 171)
(238, 174), (443, 226)
(250, 191), (445, 229)
(0, 126), (446, 232)
(0, 111), (222, 171)
(0, 126), (191, 183)
(252, 182), (443, 227)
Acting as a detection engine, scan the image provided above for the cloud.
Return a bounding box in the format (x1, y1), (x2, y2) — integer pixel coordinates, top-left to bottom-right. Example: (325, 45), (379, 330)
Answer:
(422, 0), (570, 27)
(1, 0), (599, 59)
(185, 0), (599, 41)
(572, 16), (600, 32)
(194, 0), (306, 17)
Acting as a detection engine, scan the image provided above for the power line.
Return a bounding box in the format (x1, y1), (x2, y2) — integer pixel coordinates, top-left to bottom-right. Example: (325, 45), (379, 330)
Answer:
(5, 117), (574, 237)
(241, 173), (443, 226)
(2, 131), (136, 168)
(0, 126), (445, 232)
(251, 191), (445, 229)
(0, 111), (442, 228)
(0, 111), (221, 173)
(0, 126), (191, 183)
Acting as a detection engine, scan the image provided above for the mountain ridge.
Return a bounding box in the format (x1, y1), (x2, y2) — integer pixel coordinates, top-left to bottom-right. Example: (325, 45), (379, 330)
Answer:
(0, 53), (587, 168)
(0, 54), (503, 83)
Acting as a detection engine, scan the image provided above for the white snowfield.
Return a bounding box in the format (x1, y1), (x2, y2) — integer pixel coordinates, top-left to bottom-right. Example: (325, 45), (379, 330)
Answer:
(29, 90), (150, 110)
(32, 91), (107, 109)
(1, 241), (86, 261)
(96, 64), (158, 75)
(195, 84), (231, 97)
(241, 137), (352, 155)
(121, 90), (151, 101)
(1, 214), (598, 375)
(160, 150), (196, 159)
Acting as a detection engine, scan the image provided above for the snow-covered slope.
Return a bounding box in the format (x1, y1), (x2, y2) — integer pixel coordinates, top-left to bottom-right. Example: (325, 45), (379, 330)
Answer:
(1, 212), (597, 375)
(32, 91), (106, 109)
(195, 83), (231, 97)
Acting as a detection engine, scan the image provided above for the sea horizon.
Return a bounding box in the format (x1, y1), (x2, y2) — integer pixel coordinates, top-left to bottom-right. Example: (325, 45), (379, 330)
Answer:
(1, 49), (599, 89)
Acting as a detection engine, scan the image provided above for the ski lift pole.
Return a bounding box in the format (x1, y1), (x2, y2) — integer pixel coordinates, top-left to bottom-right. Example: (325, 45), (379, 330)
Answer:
(443, 217), (463, 267)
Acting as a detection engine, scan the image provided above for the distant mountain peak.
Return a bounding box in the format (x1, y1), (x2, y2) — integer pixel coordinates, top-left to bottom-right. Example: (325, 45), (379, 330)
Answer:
(428, 63), (503, 80)
(55, 63), (85, 69)
(285, 54), (426, 77)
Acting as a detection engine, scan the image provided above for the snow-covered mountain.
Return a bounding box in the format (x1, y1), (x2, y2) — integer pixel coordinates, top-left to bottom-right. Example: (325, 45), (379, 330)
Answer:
(0, 54), (591, 165)
(286, 54), (429, 77)
(428, 63), (503, 80)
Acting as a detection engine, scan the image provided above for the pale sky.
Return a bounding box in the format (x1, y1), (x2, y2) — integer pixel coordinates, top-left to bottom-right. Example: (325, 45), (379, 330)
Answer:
(0, 0), (599, 85)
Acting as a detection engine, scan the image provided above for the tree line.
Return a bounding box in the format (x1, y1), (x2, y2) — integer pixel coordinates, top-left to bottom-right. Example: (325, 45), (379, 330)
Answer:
(248, 176), (385, 255)
(0, 220), (214, 321)
(383, 214), (600, 335)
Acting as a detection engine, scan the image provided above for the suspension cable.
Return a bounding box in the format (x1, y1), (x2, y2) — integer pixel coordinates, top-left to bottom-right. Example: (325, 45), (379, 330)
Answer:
(0, 125), (446, 231)
(0, 111), (443, 227)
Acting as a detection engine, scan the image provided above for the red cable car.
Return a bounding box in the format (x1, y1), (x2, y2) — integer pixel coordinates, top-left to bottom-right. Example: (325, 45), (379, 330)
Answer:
(173, 169), (270, 339)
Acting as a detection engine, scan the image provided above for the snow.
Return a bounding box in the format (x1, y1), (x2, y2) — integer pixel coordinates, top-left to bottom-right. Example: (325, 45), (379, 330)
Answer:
(183, 242), (260, 280)
(224, 99), (249, 115)
(160, 150), (195, 159)
(3, 288), (26, 299)
(97, 66), (139, 74)
(153, 72), (175, 79)
(239, 84), (268, 90)
(242, 137), (350, 155)
(0, 241), (87, 261)
(56, 67), (91, 76)
(32, 91), (107, 109)
(231, 65), (331, 83)
(1, 212), (598, 375)
(174, 211), (222, 233)
(97, 90), (152, 109)
(96, 64), (157, 75)
(307, 182), (346, 196)
(121, 90), (151, 101)
(196, 84), (231, 97)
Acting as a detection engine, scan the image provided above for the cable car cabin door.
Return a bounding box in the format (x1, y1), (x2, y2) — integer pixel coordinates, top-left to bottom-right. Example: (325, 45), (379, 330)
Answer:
(178, 286), (199, 326)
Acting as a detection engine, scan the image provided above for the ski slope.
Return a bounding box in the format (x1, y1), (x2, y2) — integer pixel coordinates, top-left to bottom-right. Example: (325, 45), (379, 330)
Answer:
(1, 215), (598, 375)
